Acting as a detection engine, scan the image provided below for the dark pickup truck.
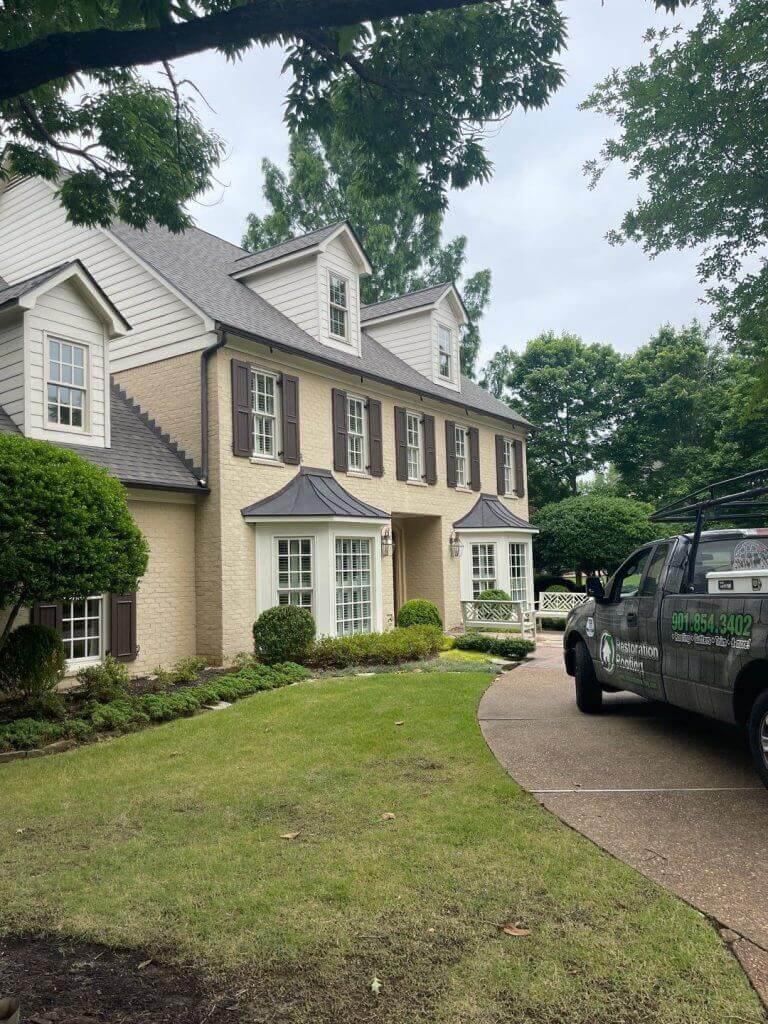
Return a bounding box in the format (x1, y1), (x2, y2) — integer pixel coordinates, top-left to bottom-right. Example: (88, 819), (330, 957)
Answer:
(564, 526), (768, 787)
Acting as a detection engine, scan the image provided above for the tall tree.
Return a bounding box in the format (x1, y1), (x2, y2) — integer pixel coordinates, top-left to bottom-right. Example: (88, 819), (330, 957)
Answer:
(582, 0), (768, 348)
(0, 0), (567, 232)
(243, 132), (491, 377)
(482, 331), (623, 507)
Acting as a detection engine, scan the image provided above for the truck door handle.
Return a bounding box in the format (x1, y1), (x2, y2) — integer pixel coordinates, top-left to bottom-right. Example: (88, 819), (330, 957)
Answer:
(626, 612), (638, 627)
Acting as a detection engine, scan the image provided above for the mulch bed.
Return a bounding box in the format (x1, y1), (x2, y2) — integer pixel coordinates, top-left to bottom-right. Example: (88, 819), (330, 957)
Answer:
(0, 934), (244, 1024)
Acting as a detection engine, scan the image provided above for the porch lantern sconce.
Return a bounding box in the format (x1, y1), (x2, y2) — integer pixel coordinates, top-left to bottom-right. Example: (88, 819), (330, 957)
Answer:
(381, 527), (394, 557)
(449, 532), (464, 558)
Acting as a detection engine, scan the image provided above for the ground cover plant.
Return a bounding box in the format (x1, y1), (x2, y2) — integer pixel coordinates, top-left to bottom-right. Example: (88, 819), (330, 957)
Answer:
(453, 632), (535, 660)
(0, 669), (761, 1024)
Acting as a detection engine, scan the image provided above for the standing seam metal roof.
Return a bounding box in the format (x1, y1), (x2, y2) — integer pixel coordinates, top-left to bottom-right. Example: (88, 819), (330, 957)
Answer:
(241, 466), (388, 519)
(453, 494), (536, 531)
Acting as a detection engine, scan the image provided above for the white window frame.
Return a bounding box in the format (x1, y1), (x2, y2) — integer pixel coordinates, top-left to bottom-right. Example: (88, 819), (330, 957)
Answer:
(347, 394), (367, 474)
(502, 437), (515, 495)
(455, 425), (470, 488)
(335, 536), (373, 635)
(251, 368), (281, 461)
(406, 411), (423, 482)
(329, 272), (349, 341)
(438, 323), (453, 380)
(275, 537), (314, 610)
(62, 595), (104, 664)
(508, 542), (528, 604)
(471, 542), (497, 598)
(46, 336), (88, 432)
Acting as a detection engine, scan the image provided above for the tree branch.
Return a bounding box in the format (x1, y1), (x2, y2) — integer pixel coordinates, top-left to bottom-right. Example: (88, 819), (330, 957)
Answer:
(0, 0), (535, 101)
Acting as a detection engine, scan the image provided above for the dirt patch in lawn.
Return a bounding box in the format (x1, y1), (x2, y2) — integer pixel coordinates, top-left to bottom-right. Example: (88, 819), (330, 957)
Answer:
(0, 934), (244, 1023)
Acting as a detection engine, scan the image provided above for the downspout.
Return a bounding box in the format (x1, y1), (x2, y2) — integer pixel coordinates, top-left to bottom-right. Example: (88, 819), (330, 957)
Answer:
(199, 325), (227, 487)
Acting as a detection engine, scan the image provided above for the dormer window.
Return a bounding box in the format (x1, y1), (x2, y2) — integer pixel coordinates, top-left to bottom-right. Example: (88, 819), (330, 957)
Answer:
(47, 338), (86, 429)
(438, 324), (453, 380)
(329, 273), (348, 340)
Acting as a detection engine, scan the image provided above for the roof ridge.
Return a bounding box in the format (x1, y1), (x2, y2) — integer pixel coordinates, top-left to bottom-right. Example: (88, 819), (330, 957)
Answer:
(361, 282), (451, 310)
(232, 221), (347, 265)
(110, 380), (205, 483)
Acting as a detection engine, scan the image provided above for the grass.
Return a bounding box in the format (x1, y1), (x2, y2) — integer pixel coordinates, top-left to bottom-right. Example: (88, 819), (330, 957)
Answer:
(0, 670), (762, 1024)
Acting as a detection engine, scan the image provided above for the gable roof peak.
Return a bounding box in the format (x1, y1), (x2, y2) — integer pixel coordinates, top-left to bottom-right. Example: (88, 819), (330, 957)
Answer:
(230, 220), (372, 278)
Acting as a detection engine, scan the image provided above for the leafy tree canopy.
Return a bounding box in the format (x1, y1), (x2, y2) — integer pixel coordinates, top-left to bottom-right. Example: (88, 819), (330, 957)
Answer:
(534, 493), (658, 577)
(0, 436), (149, 647)
(243, 131), (491, 376)
(482, 331), (623, 506)
(582, 0), (768, 347)
(1, 0), (569, 233)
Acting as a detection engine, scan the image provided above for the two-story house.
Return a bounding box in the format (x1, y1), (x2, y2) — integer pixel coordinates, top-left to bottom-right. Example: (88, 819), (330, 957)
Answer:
(0, 173), (536, 674)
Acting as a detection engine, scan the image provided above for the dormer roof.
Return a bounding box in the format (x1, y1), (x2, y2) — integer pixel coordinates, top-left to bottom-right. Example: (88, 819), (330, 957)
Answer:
(361, 283), (468, 326)
(229, 221), (372, 280)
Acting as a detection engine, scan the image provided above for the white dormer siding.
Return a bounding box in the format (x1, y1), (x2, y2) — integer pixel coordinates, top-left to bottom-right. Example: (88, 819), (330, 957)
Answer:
(0, 313), (25, 431)
(364, 309), (434, 379)
(244, 255), (320, 340)
(431, 292), (462, 392)
(316, 233), (362, 354)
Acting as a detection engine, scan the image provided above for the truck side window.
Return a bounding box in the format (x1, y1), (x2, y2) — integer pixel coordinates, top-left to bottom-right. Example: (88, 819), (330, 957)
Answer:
(640, 543), (671, 598)
(687, 536), (762, 593)
(613, 548), (652, 601)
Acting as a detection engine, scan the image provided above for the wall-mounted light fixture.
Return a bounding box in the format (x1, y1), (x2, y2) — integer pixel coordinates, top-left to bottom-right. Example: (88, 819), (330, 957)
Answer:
(449, 531), (464, 558)
(381, 527), (394, 557)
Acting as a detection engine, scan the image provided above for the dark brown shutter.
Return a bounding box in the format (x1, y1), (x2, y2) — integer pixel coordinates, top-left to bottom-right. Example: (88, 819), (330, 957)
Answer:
(394, 406), (408, 481)
(332, 388), (348, 472)
(445, 420), (457, 488)
(495, 435), (506, 495)
(513, 438), (525, 497)
(231, 358), (252, 458)
(469, 426), (481, 491)
(32, 601), (62, 632)
(423, 414), (437, 485)
(367, 398), (383, 477)
(281, 374), (301, 465)
(110, 592), (137, 662)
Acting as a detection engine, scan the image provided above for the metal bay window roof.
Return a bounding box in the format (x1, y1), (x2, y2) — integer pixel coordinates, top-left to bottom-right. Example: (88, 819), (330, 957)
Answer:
(453, 494), (536, 532)
(241, 466), (389, 520)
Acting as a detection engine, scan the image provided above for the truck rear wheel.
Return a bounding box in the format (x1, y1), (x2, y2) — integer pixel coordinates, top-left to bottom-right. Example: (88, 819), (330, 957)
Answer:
(574, 640), (602, 713)
(748, 690), (768, 789)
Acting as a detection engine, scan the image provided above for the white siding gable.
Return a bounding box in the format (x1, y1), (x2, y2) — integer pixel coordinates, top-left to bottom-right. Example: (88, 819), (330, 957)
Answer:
(26, 279), (110, 447)
(245, 255), (320, 339)
(431, 293), (462, 393)
(0, 312), (25, 430)
(364, 309), (433, 379)
(0, 176), (214, 374)
(316, 233), (362, 355)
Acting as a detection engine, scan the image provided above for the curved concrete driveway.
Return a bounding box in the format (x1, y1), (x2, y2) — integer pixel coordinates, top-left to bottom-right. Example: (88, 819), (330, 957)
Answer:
(479, 639), (768, 1003)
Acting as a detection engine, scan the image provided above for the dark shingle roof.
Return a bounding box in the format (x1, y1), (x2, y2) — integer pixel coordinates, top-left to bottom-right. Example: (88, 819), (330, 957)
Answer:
(453, 494), (536, 532)
(0, 387), (205, 493)
(242, 466), (388, 519)
(229, 223), (345, 276)
(360, 283), (455, 323)
(0, 263), (72, 310)
(108, 220), (529, 429)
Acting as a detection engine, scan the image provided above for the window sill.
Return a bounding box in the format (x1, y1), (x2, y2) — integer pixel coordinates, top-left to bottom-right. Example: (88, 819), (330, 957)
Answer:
(455, 484), (472, 493)
(347, 470), (370, 480)
(407, 478), (428, 487)
(250, 456), (285, 468)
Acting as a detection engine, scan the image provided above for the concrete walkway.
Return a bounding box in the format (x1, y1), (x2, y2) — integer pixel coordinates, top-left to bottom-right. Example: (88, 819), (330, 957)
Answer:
(479, 638), (768, 1003)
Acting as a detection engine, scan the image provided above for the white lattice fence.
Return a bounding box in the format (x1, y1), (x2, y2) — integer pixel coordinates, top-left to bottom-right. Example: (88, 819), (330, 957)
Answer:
(460, 600), (536, 640)
(537, 591), (587, 619)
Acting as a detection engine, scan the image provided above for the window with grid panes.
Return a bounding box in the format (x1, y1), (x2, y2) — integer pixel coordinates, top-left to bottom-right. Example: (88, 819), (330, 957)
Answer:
(406, 412), (422, 481)
(62, 596), (103, 660)
(471, 543), (497, 598)
(347, 395), (367, 472)
(251, 370), (279, 458)
(503, 438), (515, 494)
(47, 339), (86, 428)
(329, 274), (348, 339)
(508, 543), (528, 603)
(276, 538), (313, 607)
(455, 425), (469, 486)
(335, 538), (372, 634)
(438, 324), (452, 379)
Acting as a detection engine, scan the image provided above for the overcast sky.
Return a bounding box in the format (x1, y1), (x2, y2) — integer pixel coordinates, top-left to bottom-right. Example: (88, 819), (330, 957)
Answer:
(179, 1), (706, 365)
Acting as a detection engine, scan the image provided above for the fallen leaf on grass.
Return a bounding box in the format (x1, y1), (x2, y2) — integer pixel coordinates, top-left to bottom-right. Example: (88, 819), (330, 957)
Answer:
(395, 721), (405, 726)
(500, 922), (531, 937)
(380, 812), (396, 821)
(371, 976), (382, 996)
(137, 959), (153, 970)
(280, 831), (301, 840)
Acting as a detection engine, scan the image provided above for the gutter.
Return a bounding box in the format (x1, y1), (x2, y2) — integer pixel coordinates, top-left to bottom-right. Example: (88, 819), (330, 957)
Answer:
(199, 325), (227, 487)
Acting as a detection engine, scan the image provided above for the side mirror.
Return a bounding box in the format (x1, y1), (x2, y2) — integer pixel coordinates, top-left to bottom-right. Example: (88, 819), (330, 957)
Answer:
(586, 576), (606, 602)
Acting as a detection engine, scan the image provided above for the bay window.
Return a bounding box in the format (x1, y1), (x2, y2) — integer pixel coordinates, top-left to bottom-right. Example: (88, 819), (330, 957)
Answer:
(335, 537), (372, 635)
(508, 543), (528, 603)
(276, 538), (313, 607)
(471, 543), (497, 598)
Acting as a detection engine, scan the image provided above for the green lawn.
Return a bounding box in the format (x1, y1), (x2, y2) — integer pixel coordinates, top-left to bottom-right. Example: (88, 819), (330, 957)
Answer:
(0, 670), (762, 1023)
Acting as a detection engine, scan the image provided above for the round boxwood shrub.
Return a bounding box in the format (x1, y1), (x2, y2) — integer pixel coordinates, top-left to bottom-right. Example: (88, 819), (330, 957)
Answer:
(253, 605), (316, 665)
(0, 623), (66, 702)
(396, 599), (442, 630)
(476, 588), (510, 602)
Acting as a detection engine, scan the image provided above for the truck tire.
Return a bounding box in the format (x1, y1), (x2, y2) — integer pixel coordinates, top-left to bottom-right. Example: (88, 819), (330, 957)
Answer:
(748, 689), (768, 789)
(574, 640), (603, 713)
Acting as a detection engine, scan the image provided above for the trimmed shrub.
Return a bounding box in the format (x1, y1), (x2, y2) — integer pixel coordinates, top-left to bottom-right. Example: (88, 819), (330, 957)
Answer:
(0, 624), (66, 702)
(476, 588), (510, 602)
(253, 605), (316, 665)
(77, 655), (130, 702)
(453, 632), (535, 661)
(28, 692), (68, 721)
(306, 625), (443, 670)
(396, 599), (443, 630)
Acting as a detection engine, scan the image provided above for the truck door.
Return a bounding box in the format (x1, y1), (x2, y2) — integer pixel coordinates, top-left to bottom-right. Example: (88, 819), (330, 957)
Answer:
(632, 541), (671, 700)
(593, 545), (653, 695)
